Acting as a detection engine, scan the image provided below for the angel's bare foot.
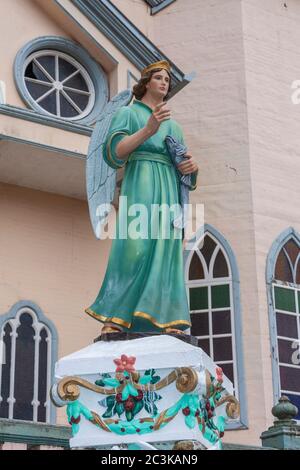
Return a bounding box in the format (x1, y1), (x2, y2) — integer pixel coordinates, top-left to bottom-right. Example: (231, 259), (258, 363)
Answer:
(164, 328), (186, 335)
(101, 323), (123, 335)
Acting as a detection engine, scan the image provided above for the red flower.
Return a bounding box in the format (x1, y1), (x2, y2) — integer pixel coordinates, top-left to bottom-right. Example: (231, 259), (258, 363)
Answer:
(216, 366), (223, 384)
(182, 407), (191, 416)
(114, 354), (136, 373)
(125, 398), (135, 411)
(135, 390), (144, 402)
(116, 393), (123, 403)
(69, 416), (80, 425)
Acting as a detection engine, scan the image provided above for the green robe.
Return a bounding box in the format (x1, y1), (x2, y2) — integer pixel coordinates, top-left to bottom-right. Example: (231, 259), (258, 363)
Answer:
(85, 99), (197, 332)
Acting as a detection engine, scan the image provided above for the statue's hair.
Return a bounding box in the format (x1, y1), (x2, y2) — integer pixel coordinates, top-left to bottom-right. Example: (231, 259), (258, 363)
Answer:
(132, 68), (172, 101)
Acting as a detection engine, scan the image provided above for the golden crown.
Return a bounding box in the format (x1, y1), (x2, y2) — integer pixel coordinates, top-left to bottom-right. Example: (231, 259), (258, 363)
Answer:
(141, 60), (171, 77)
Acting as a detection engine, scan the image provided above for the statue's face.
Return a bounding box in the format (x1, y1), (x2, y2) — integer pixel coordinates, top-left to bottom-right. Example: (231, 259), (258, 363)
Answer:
(146, 69), (170, 99)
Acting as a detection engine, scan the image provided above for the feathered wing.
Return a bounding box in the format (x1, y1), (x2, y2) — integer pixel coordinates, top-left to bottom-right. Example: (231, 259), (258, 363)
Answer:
(86, 89), (133, 239)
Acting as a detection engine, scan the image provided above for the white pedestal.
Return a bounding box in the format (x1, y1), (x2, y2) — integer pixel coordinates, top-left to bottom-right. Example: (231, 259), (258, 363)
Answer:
(51, 335), (239, 450)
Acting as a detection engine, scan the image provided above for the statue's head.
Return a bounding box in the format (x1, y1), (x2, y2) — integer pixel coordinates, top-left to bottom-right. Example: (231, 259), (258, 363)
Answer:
(133, 60), (172, 101)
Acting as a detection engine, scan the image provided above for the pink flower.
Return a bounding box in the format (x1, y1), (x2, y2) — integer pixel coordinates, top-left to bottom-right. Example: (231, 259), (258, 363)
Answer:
(114, 354), (136, 373)
(216, 366), (223, 384)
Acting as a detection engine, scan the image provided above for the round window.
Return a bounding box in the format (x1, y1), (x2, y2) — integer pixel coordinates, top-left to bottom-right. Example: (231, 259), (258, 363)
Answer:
(23, 50), (95, 120)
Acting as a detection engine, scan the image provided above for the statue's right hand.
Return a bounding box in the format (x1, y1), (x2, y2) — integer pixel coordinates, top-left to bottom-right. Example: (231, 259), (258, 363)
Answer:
(145, 102), (171, 136)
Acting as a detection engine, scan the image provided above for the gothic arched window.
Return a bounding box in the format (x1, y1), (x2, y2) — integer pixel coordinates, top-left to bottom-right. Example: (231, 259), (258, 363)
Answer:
(0, 302), (57, 424)
(267, 230), (300, 419)
(184, 225), (247, 428)
(186, 233), (236, 386)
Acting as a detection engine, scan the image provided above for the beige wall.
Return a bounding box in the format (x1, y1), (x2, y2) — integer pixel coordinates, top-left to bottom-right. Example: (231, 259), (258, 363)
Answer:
(242, 0), (300, 429)
(113, 0), (153, 37)
(149, 0), (267, 445)
(0, 0), (68, 109)
(0, 182), (114, 425)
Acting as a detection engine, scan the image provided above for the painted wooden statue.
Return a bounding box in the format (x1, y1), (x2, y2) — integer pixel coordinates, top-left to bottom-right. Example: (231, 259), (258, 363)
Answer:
(85, 61), (198, 335)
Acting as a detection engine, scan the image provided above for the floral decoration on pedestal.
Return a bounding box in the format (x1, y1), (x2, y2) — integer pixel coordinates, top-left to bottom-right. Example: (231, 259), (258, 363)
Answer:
(63, 353), (238, 445)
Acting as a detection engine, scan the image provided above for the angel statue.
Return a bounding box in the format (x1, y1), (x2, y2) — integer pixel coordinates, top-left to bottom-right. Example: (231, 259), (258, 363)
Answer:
(85, 60), (198, 336)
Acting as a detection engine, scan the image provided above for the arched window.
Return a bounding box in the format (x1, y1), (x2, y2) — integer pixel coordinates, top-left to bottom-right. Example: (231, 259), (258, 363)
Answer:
(184, 224), (247, 428)
(267, 228), (300, 419)
(0, 301), (58, 424)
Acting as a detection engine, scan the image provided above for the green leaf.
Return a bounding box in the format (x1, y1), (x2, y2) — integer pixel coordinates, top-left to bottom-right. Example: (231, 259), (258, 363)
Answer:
(102, 373), (111, 379)
(122, 386), (130, 401)
(102, 407), (114, 418)
(115, 402), (125, 417)
(185, 415), (196, 429)
(102, 395), (116, 418)
(95, 373), (112, 387)
(153, 392), (162, 401)
(127, 384), (138, 397)
(107, 395), (116, 407)
(140, 375), (152, 385)
(98, 398), (107, 408)
(95, 379), (105, 387)
(144, 402), (152, 414)
(151, 376), (160, 384)
(103, 378), (120, 387)
(132, 400), (144, 417)
(144, 369), (151, 376)
(153, 403), (158, 416)
(125, 410), (133, 422)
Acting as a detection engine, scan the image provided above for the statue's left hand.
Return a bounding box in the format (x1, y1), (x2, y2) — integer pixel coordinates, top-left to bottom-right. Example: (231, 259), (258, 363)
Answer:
(177, 154), (198, 175)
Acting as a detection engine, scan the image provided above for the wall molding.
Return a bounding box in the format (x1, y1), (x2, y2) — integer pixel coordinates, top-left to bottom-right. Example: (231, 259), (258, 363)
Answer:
(144, 0), (177, 15)
(0, 104), (92, 137)
(70, 0), (194, 97)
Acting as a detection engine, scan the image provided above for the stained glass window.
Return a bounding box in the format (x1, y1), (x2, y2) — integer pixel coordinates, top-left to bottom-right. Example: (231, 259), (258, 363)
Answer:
(187, 233), (237, 389)
(272, 237), (300, 419)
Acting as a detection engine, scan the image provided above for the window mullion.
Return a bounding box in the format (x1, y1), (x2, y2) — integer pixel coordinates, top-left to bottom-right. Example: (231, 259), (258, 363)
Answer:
(63, 85), (91, 96)
(33, 58), (54, 83)
(55, 54), (59, 82)
(32, 324), (42, 422)
(36, 87), (55, 104)
(8, 319), (18, 419)
(61, 89), (82, 113)
(56, 90), (61, 117)
(208, 285), (213, 360)
(25, 78), (53, 87)
(295, 288), (300, 353)
(45, 334), (51, 423)
(0, 327), (5, 406)
(61, 68), (80, 85)
(229, 282), (238, 398)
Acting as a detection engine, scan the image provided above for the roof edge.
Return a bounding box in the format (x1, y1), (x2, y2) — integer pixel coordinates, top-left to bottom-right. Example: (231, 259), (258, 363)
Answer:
(70, 0), (193, 96)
